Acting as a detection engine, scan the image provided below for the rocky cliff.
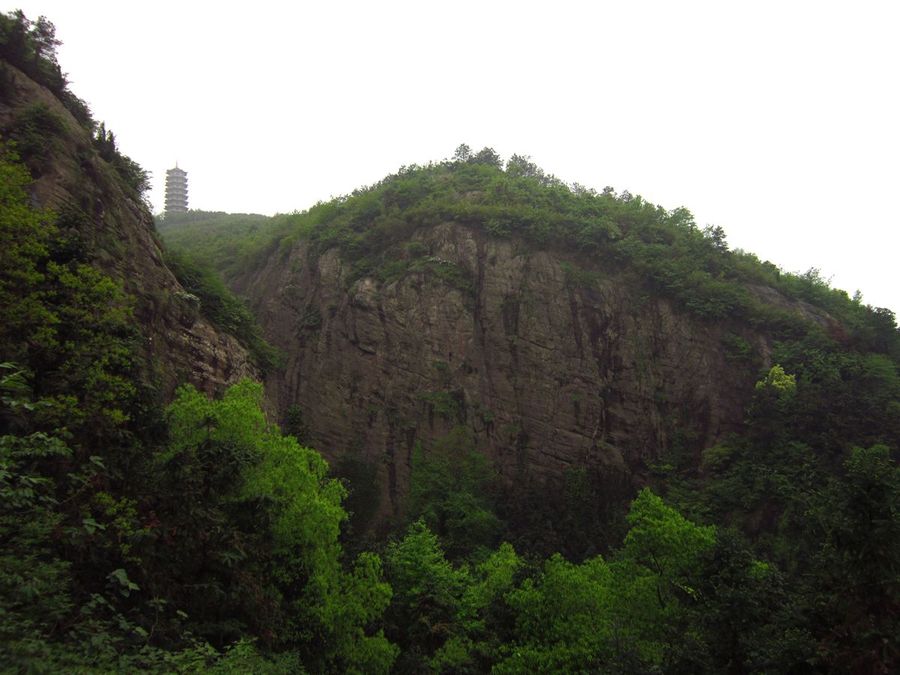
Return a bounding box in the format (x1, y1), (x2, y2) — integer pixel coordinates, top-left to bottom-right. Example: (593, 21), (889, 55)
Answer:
(0, 61), (255, 395)
(238, 220), (797, 517)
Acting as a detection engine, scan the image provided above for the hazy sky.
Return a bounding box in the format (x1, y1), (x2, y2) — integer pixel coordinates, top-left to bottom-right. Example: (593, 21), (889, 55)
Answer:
(12, 0), (900, 313)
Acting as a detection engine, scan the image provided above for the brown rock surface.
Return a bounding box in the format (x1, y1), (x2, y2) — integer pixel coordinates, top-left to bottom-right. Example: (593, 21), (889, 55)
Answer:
(238, 222), (775, 516)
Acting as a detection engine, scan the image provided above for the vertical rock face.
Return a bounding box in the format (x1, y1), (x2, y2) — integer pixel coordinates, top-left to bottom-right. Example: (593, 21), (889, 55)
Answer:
(239, 222), (770, 516)
(0, 62), (255, 395)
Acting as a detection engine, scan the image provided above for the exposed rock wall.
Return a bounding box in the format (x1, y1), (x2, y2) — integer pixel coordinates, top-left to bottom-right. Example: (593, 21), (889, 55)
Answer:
(239, 223), (772, 516)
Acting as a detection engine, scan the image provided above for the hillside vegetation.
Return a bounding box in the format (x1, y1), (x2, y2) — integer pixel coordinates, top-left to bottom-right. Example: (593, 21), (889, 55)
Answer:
(156, 211), (274, 281)
(3, 10), (900, 673)
(166, 146), (896, 353)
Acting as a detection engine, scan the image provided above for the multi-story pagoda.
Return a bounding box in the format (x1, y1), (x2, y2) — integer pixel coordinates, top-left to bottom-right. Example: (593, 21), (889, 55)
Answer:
(165, 165), (188, 214)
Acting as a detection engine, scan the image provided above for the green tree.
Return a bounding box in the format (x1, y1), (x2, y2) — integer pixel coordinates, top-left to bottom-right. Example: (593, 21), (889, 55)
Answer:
(471, 146), (502, 168)
(621, 488), (716, 586)
(452, 143), (472, 162)
(161, 381), (397, 672)
(499, 554), (616, 673)
(31, 15), (60, 68)
(677, 528), (814, 673)
(497, 490), (719, 672)
(406, 427), (501, 559)
(0, 426), (74, 669)
(605, 489), (717, 667)
(432, 542), (523, 673)
(384, 520), (470, 670)
(805, 444), (900, 671)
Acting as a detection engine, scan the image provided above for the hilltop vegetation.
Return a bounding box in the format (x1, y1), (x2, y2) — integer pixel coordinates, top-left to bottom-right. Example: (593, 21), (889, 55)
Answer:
(164, 146), (896, 357)
(156, 211), (274, 282)
(4, 10), (900, 673)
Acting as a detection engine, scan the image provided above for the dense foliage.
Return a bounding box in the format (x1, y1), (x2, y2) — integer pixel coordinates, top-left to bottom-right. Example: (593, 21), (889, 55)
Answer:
(0, 147), (396, 671)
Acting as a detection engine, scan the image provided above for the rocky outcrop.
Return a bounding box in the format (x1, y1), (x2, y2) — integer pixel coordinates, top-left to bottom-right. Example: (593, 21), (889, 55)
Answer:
(0, 61), (255, 395)
(238, 222), (775, 516)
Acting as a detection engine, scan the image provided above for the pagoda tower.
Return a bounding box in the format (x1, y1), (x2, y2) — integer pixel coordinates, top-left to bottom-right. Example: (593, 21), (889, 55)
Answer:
(165, 165), (188, 214)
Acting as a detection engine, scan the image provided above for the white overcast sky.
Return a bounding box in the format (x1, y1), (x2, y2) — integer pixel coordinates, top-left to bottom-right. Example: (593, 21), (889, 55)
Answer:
(10, 0), (900, 314)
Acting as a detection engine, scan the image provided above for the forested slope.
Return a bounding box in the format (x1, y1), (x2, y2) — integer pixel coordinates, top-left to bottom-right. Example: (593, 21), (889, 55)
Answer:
(0, 22), (259, 394)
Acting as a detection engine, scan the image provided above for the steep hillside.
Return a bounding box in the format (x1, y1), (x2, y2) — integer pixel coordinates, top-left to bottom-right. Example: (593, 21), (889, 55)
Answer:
(244, 224), (766, 512)
(214, 153), (898, 531)
(0, 59), (256, 394)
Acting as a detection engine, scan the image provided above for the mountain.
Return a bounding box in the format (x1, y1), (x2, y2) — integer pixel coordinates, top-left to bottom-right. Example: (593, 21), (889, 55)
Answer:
(158, 158), (900, 670)
(161, 154), (899, 546)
